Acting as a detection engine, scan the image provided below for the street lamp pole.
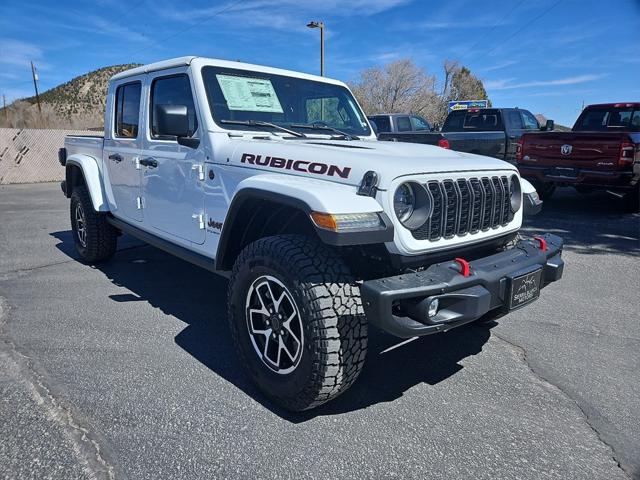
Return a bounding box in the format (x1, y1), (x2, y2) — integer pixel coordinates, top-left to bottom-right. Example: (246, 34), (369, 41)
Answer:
(306, 21), (325, 76)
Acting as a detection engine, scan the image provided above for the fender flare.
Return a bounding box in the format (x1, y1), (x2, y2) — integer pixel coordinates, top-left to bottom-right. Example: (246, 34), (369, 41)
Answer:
(65, 154), (109, 212)
(215, 178), (393, 270)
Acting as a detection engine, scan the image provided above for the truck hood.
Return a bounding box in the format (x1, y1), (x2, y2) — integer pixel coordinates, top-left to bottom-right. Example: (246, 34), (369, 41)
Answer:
(227, 136), (517, 189)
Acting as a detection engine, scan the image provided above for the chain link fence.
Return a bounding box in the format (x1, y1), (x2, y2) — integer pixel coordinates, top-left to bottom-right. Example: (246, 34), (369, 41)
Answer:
(0, 128), (101, 184)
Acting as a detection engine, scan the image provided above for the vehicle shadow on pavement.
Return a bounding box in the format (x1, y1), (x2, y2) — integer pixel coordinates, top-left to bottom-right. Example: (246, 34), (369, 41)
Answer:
(522, 188), (639, 256)
(51, 230), (493, 422)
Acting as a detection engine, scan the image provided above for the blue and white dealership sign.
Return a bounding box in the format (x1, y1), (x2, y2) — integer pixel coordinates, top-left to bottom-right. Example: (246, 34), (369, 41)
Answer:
(448, 100), (489, 112)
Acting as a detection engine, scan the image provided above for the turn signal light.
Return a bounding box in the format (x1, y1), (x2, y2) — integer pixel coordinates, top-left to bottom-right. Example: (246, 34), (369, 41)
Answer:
(310, 212), (384, 232)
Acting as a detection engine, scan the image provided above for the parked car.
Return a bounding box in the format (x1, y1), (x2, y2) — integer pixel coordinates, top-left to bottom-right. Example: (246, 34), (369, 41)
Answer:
(58, 56), (563, 411)
(368, 113), (448, 148)
(517, 102), (640, 210)
(370, 108), (554, 162)
(440, 108), (554, 163)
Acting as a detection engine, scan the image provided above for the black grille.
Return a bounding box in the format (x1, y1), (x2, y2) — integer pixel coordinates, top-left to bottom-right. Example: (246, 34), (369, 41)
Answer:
(411, 176), (516, 241)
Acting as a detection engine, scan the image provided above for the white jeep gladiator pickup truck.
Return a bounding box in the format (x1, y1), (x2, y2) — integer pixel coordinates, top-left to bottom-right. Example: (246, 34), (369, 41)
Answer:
(59, 56), (564, 411)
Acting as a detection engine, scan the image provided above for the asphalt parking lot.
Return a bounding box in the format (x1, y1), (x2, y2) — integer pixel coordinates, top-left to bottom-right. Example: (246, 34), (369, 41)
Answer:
(0, 182), (638, 480)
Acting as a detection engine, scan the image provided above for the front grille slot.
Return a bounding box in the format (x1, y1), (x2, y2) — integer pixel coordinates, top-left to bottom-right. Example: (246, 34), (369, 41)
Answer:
(411, 176), (515, 241)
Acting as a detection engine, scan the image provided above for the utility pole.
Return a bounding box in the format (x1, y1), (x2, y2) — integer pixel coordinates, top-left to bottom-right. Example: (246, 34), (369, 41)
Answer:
(31, 61), (41, 113)
(2, 94), (7, 124)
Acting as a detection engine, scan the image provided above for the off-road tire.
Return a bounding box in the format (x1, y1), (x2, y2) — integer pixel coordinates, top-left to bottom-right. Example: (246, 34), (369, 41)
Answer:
(70, 186), (117, 263)
(228, 235), (367, 411)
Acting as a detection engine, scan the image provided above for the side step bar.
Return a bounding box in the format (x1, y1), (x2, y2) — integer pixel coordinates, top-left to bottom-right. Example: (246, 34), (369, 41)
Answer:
(106, 216), (227, 277)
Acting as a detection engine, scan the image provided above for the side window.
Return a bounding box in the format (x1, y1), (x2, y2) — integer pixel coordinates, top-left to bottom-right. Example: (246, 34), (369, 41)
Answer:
(507, 111), (523, 129)
(114, 82), (141, 138)
(150, 75), (198, 139)
(396, 116), (412, 132)
(371, 116), (391, 132)
(631, 110), (640, 129)
(521, 111), (540, 130)
(410, 116), (431, 131)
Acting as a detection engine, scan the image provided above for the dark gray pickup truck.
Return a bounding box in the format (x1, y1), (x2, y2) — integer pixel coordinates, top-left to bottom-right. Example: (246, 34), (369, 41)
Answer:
(441, 108), (554, 163)
(371, 108), (554, 162)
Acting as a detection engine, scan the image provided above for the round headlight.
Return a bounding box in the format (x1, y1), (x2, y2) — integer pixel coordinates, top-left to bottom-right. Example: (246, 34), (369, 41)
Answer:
(510, 175), (522, 213)
(393, 182), (432, 229)
(394, 183), (415, 222)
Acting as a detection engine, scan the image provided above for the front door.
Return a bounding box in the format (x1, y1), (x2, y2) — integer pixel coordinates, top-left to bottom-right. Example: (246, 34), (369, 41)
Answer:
(104, 78), (144, 222)
(141, 71), (205, 244)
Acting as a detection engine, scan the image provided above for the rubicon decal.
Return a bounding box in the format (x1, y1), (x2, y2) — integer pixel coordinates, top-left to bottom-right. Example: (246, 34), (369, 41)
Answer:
(240, 153), (351, 179)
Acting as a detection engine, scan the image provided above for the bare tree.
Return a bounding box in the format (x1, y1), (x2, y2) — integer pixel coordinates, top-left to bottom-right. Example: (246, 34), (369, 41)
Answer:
(350, 60), (439, 118)
(349, 58), (490, 127)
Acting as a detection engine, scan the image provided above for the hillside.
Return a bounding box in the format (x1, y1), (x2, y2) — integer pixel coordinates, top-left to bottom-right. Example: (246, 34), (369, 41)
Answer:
(1, 63), (141, 129)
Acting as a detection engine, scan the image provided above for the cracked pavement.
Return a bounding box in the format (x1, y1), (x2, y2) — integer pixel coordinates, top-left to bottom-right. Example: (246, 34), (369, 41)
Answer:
(0, 183), (638, 479)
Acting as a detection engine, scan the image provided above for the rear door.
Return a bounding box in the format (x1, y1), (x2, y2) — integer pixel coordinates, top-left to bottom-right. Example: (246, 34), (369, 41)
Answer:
(103, 77), (144, 222)
(141, 69), (206, 244)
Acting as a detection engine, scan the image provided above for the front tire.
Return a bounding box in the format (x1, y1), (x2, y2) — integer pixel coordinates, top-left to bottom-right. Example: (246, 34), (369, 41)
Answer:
(228, 235), (367, 411)
(70, 186), (117, 263)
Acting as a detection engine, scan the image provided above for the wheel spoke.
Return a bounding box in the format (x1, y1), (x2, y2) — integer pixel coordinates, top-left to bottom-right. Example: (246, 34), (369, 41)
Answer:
(254, 286), (269, 314)
(279, 336), (296, 362)
(245, 275), (304, 375)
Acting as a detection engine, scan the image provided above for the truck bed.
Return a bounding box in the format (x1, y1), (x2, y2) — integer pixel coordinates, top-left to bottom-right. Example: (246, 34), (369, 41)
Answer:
(64, 135), (104, 160)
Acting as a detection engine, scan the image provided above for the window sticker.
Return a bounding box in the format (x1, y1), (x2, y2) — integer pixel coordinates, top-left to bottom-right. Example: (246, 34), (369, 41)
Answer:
(216, 74), (283, 113)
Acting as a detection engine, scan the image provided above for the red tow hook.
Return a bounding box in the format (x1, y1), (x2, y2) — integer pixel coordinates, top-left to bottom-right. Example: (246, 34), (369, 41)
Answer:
(453, 257), (471, 277)
(533, 236), (548, 252)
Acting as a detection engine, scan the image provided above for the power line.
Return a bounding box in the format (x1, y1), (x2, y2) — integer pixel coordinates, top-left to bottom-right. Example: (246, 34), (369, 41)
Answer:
(130, 0), (245, 57)
(478, 0), (563, 62)
(457, 0), (526, 62)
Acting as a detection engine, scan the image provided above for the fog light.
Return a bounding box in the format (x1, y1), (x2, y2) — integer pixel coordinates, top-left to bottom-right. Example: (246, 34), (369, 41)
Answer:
(427, 298), (439, 318)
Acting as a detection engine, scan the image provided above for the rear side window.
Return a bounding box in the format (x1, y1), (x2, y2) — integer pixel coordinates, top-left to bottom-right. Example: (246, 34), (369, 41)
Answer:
(114, 82), (141, 138)
(370, 116), (391, 133)
(396, 116), (412, 132)
(575, 107), (638, 131)
(507, 111), (523, 129)
(150, 75), (198, 139)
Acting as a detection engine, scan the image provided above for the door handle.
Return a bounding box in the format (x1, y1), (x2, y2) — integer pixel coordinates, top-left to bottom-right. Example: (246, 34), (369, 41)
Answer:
(108, 153), (122, 163)
(139, 158), (158, 168)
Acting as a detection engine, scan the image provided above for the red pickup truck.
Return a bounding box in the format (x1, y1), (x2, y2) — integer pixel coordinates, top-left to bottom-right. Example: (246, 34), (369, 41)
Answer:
(516, 103), (640, 211)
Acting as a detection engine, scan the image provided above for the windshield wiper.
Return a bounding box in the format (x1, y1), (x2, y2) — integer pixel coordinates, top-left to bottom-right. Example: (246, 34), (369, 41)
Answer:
(220, 119), (306, 138)
(290, 123), (359, 140)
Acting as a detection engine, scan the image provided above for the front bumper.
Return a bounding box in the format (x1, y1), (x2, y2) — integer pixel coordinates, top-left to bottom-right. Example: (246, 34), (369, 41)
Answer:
(361, 234), (564, 338)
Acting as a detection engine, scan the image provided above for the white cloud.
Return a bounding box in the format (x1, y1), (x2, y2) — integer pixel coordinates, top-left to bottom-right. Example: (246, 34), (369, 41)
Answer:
(485, 74), (606, 90)
(0, 39), (43, 67)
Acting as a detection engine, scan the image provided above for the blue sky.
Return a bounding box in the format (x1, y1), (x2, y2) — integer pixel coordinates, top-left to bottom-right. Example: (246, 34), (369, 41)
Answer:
(1, 0), (639, 125)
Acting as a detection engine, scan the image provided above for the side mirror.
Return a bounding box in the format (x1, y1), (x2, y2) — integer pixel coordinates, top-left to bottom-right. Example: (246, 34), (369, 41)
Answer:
(155, 104), (200, 148)
(542, 119), (554, 131)
(369, 119), (379, 136)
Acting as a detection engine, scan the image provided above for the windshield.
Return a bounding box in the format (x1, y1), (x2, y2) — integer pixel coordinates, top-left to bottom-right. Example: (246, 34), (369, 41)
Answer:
(574, 107), (640, 132)
(201, 66), (371, 137)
